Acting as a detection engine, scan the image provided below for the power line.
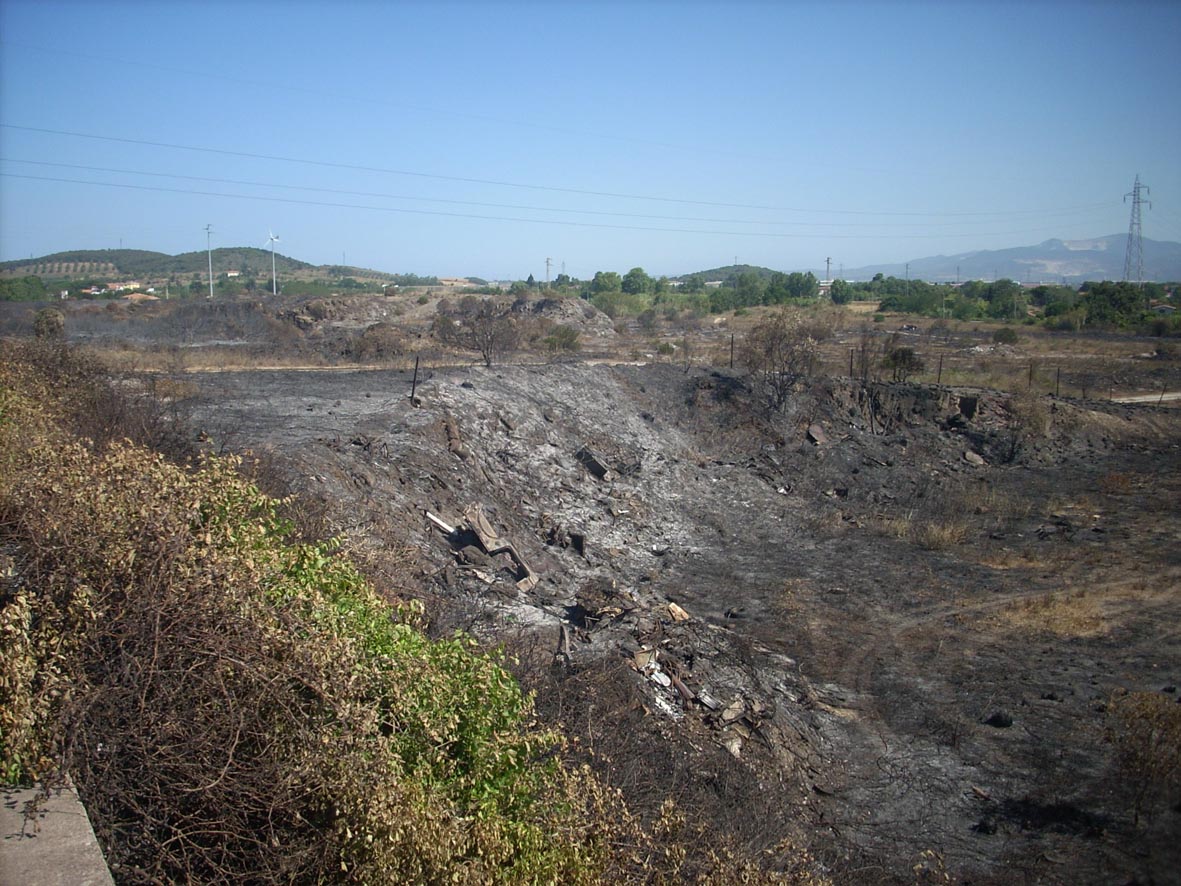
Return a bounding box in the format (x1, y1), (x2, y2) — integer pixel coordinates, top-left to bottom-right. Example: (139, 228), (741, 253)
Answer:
(0, 123), (1121, 220)
(0, 157), (1117, 230)
(1, 172), (1115, 243)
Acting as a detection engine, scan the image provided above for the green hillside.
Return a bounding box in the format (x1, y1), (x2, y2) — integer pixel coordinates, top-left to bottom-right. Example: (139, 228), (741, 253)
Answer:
(674, 263), (782, 282)
(1, 248), (314, 279)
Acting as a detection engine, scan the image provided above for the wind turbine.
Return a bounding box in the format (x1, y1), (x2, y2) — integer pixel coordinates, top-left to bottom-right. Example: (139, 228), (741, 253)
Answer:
(266, 231), (280, 296)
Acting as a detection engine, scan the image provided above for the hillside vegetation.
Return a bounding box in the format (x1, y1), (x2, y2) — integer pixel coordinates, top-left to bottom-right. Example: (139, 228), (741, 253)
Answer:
(0, 248), (314, 279)
(0, 341), (820, 885)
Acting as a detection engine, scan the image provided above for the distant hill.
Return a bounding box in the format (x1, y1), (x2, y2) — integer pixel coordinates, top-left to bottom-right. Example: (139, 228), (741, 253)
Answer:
(841, 235), (1181, 284)
(672, 264), (781, 282)
(0, 248), (317, 280)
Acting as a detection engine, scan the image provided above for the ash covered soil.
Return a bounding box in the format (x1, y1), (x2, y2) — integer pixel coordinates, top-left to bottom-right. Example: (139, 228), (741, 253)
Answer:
(190, 360), (1181, 884)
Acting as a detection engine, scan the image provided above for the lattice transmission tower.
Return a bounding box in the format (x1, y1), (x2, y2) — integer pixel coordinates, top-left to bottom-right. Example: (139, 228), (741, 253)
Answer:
(1122, 174), (1151, 286)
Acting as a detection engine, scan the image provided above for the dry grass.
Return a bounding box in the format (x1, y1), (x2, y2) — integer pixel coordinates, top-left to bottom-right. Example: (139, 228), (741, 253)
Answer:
(995, 589), (1107, 637)
(875, 513), (970, 550)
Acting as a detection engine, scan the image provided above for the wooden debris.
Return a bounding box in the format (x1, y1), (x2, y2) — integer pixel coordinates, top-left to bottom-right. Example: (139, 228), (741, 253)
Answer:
(575, 445), (616, 481)
(425, 511), (455, 535)
(668, 601), (690, 622)
(669, 673), (695, 702)
(426, 504), (539, 591)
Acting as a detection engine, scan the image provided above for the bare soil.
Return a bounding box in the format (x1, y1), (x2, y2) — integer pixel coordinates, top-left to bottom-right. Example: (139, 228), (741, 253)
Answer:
(188, 356), (1181, 885)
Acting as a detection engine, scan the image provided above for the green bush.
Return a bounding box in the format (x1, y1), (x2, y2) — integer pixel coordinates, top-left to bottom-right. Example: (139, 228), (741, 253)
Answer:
(992, 326), (1019, 345)
(542, 324), (581, 353)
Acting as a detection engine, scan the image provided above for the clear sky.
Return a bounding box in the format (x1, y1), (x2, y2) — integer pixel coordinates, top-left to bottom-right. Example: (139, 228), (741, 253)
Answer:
(2, 0), (1179, 280)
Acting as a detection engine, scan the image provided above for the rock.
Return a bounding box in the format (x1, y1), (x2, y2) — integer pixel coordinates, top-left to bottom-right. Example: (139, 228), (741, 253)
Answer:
(964, 450), (986, 466)
(807, 424), (828, 445)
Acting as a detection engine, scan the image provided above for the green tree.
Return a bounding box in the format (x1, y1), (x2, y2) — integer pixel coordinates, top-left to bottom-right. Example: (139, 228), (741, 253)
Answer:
(621, 267), (652, 295)
(731, 271), (765, 306)
(590, 271), (621, 293)
(1080, 281), (1146, 327)
(985, 279), (1026, 320)
(829, 278), (853, 304)
(0, 275), (48, 301)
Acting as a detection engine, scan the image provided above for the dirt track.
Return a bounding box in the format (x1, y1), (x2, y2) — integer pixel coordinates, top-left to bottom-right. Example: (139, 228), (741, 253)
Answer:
(188, 360), (1181, 884)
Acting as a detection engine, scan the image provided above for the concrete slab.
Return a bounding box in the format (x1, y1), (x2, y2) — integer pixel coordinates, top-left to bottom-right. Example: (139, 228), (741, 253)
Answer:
(0, 783), (114, 886)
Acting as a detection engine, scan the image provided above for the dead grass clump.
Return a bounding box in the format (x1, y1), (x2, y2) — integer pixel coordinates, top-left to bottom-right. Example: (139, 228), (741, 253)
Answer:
(1107, 690), (1181, 825)
(912, 520), (970, 550)
(997, 590), (1106, 637)
(874, 512), (969, 550)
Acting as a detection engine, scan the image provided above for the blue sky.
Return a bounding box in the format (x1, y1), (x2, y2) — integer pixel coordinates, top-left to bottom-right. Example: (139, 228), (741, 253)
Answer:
(2, 0), (1179, 280)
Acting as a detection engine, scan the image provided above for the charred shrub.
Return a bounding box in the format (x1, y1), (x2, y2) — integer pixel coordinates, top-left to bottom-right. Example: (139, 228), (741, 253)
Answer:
(739, 312), (823, 412)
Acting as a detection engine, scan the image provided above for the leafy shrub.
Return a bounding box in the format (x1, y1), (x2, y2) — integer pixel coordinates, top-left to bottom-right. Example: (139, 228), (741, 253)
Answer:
(992, 326), (1019, 345)
(542, 324), (580, 353)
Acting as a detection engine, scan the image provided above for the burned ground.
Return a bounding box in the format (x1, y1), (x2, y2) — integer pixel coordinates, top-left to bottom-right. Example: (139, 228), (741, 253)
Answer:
(185, 355), (1181, 885)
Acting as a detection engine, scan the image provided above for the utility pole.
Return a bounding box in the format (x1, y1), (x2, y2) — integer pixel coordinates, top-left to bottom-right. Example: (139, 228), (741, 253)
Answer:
(1123, 174), (1151, 293)
(545, 256), (552, 289)
(905, 262), (910, 300)
(205, 224), (214, 299)
(825, 257), (831, 281)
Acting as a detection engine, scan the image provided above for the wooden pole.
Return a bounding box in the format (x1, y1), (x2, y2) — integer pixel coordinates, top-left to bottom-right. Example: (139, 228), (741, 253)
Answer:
(1055, 367), (1060, 398)
(849, 349), (854, 377)
(937, 354), (943, 385)
(410, 355), (420, 404)
(730, 334), (735, 369)
(1028, 362), (1033, 390)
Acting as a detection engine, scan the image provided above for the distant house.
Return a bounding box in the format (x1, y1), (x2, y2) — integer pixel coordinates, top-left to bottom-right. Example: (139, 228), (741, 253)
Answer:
(226, 270), (241, 278)
(1151, 303), (1176, 315)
